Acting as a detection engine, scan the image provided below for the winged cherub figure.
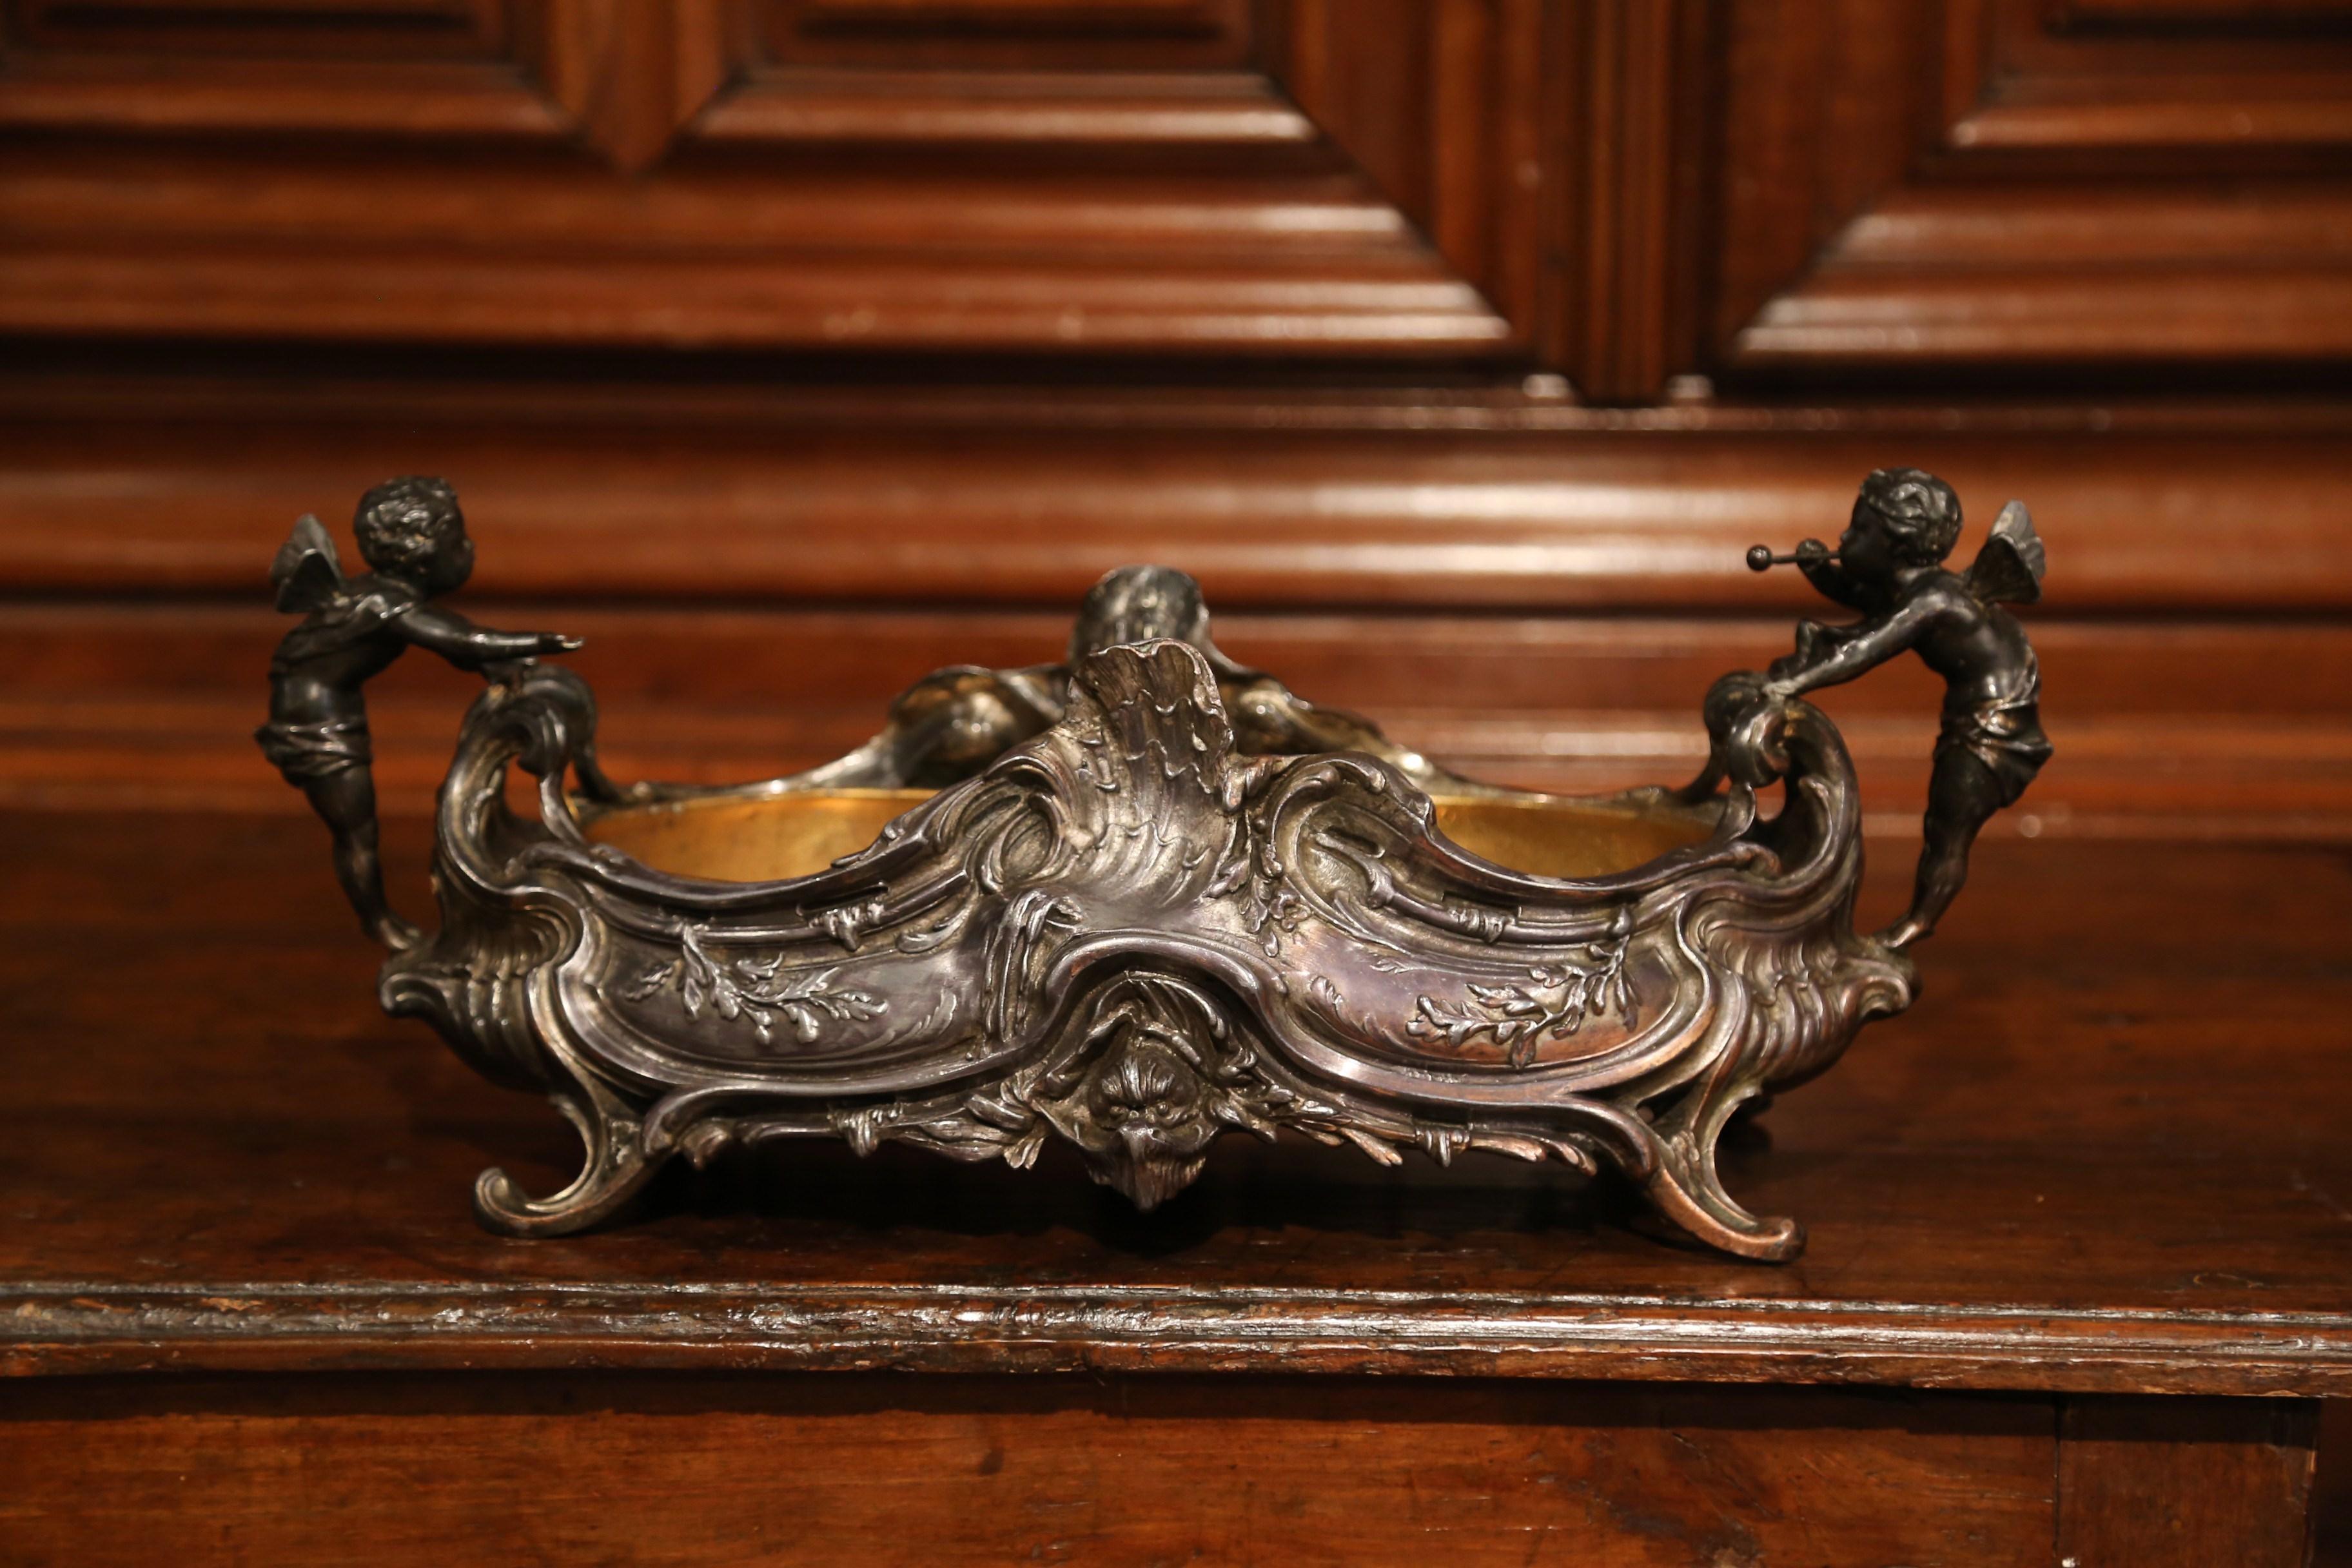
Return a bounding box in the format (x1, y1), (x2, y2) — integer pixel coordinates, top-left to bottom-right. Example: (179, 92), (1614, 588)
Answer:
(1761, 468), (2052, 950)
(259, 477), (583, 950)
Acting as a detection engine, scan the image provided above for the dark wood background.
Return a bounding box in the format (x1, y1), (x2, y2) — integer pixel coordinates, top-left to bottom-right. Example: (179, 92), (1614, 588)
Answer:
(3, 0), (2349, 841)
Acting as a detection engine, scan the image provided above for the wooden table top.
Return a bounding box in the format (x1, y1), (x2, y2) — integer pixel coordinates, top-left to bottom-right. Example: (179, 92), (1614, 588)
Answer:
(5, 810), (2349, 1396)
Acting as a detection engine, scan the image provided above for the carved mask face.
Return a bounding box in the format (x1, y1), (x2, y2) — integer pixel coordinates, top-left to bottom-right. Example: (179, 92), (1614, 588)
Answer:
(1043, 1031), (1222, 1210)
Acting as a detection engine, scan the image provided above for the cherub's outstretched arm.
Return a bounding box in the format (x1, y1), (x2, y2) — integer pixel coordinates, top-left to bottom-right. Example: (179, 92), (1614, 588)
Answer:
(399, 604), (582, 672)
(1795, 542), (1871, 610)
(1763, 598), (1936, 699)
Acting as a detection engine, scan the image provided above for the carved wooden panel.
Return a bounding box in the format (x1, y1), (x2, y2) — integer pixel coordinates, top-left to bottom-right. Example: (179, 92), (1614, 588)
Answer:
(2059, 0), (2352, 21)
(6, 0), (508, 55)
(0, 0), (1580, 358)
(5, 0), (2347, 378)
(758, 0), (1257, 68)
(1950, 0), (2352, 153)
(683, 0), (1551, 351)
(1711, 0), (2352, 376)
(0, 0), (574, 137)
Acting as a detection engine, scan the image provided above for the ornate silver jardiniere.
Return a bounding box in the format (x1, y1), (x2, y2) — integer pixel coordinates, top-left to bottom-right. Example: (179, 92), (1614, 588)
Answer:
(261, 471), (2048, 1260)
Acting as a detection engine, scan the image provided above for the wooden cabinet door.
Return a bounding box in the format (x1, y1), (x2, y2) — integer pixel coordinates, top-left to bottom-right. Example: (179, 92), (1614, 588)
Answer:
(0, 1), (1568, 362)
(1709, 0), (2352, 377)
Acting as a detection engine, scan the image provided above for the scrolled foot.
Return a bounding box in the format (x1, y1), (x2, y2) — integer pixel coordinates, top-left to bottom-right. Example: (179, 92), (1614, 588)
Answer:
(474, 1159), (661, 1237)
(1624, 1074), (1810, 1261)
(1638, 1164), (1807, 1262)
(471, 1092), (663, 1238)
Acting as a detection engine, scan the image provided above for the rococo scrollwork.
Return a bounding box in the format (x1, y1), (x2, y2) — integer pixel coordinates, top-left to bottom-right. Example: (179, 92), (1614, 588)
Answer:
(262, 473), (2049, 1260)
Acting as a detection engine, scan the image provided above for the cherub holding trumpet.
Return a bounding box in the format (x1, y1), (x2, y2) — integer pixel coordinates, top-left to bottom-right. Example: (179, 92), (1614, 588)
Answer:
(1747, 468), (2052, 949)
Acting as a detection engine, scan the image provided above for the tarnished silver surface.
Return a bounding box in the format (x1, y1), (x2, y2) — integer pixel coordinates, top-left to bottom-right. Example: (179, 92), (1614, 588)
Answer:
(264, 479), (2049, 1261)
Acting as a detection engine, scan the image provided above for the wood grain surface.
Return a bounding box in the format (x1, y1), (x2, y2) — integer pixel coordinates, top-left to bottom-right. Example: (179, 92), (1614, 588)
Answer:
(3, 381), (2347, 837)
(6, 386), (2347, 609)
(1, 812), (2346, 1562)
(11, 601), (2352, 843)
(2059, 1396), (2322, 1567)
(0, 1375), (2064, 1567)
(3, 812), (2349, 1394)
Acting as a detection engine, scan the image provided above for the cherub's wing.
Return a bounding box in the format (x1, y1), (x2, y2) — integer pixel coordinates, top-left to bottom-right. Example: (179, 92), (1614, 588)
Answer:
(1963, 500), (2044, 607)
(270, 514), (345, 614)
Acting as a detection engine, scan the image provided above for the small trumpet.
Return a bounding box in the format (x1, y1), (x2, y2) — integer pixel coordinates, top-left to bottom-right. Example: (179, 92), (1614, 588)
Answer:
(1746, 544), (1842, 573)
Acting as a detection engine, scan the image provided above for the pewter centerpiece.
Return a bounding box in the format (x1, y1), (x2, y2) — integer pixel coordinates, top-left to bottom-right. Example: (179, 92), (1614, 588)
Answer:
(260, 471), (2048, 1260)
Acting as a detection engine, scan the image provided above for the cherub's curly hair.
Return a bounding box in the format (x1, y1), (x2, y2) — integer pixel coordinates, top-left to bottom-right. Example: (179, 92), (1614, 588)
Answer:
(1857, 467), (1962, 567)
(353, 476), (465, 578)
